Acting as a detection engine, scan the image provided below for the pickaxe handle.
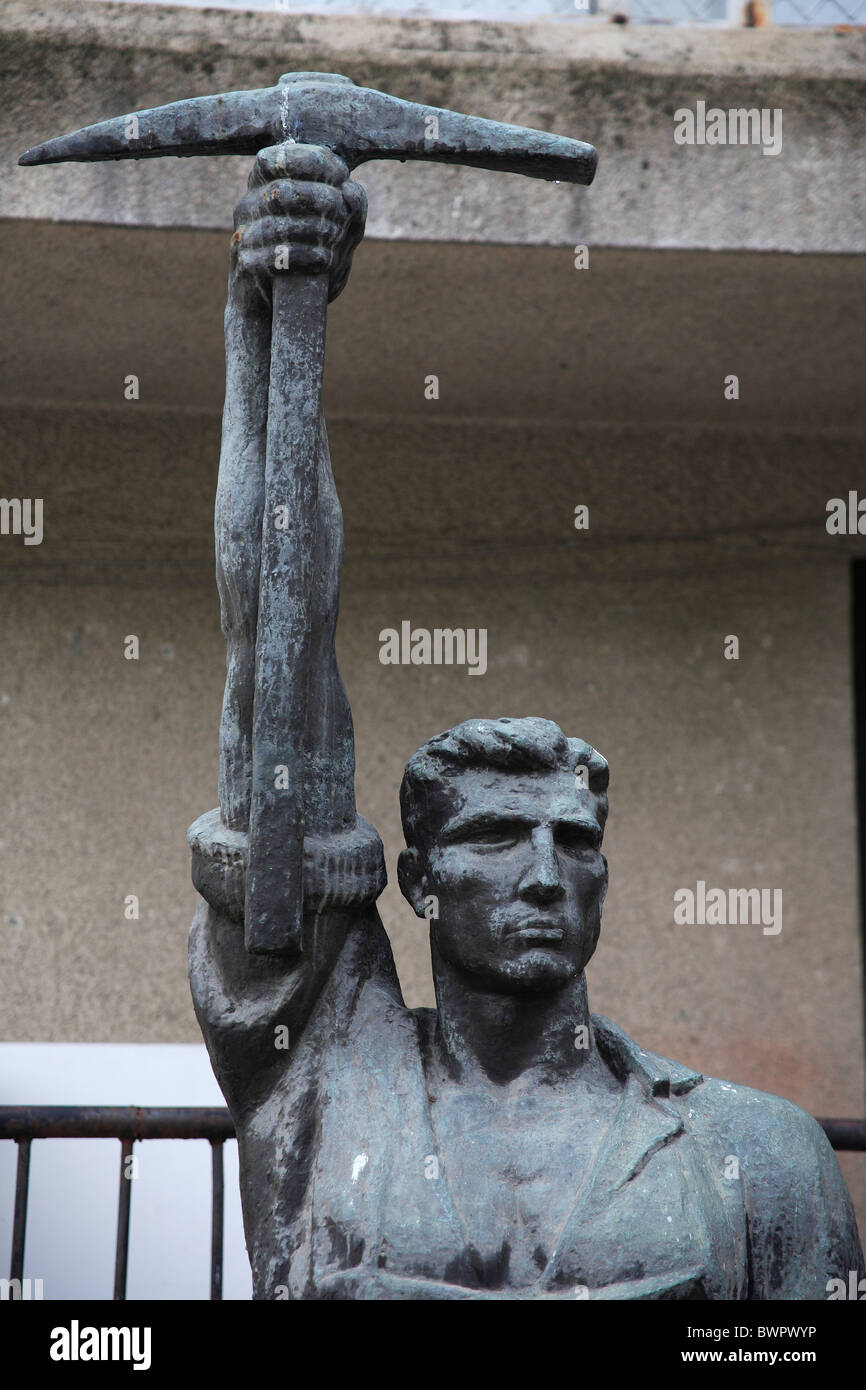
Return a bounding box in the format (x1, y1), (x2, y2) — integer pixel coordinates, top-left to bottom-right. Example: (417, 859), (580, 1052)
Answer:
(245, 271), (330, 955)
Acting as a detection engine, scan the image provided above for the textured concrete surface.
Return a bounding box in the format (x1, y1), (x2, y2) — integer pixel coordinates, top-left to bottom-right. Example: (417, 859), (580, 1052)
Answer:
(4, 0), (865, 250)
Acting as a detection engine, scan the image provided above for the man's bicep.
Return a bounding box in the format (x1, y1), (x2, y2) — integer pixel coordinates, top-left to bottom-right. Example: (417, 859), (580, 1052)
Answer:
(188, 895), (358, 1119)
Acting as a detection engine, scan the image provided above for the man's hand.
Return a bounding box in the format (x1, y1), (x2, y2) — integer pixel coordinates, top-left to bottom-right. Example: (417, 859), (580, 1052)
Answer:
(230, 142), (367, 308)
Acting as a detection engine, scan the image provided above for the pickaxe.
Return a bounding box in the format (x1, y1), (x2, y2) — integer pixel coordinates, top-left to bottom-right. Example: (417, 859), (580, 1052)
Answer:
(20, 72), (598, 956)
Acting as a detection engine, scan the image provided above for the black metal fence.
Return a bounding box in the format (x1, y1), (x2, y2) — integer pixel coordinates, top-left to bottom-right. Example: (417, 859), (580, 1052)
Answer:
(0, 1107), (234, 1300)
(1, 1106), (864, 1300)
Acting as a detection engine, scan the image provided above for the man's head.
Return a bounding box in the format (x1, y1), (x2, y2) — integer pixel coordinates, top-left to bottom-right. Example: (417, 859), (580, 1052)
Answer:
(397, 717), (609, 995)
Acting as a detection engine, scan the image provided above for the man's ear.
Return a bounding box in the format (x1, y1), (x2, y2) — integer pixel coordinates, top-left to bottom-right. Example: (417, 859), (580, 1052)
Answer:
(397, 846), (428, 919)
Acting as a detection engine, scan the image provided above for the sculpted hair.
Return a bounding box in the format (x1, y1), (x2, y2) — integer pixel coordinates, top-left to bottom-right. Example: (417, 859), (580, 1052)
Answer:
(399, 716), (610, 853)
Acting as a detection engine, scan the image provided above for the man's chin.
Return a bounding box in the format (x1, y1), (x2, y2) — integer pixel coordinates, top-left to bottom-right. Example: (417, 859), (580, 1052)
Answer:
(485, 949), (578, 995)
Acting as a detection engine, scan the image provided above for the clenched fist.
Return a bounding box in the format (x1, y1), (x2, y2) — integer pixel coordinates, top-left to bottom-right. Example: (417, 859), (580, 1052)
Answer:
(230, 141), (367, 307)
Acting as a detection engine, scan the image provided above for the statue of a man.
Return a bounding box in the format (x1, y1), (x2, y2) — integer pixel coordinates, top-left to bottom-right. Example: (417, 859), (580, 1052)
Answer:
(189, 145), (864, 1300)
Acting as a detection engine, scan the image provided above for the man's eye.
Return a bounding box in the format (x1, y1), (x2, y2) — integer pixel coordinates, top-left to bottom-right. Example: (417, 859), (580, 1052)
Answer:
(557, 829), (597, 854)
(465, 824), (521, 847)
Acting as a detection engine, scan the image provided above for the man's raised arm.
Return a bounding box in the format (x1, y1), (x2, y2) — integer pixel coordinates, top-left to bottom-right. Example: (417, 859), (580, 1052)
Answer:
(187, 144), (385, 1121)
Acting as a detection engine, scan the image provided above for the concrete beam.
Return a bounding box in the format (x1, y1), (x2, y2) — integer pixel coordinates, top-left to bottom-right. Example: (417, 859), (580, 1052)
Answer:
(3, 0), (864, 251)
(2, 220), (863, 429)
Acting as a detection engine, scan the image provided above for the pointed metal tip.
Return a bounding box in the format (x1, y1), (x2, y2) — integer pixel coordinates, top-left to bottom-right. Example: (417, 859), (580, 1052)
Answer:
(19, 133), (95, 166)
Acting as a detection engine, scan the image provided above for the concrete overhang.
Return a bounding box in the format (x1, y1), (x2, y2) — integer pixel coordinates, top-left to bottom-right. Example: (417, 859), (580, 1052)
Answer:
(3, 0), (865, 252)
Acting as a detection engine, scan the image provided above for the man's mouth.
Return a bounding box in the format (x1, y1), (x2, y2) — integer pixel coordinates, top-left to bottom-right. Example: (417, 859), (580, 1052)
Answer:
(509, 919), (566, 944)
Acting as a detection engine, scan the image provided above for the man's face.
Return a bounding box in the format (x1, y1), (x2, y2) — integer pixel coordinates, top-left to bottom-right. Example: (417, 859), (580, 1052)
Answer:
(420, 766), (608, 995)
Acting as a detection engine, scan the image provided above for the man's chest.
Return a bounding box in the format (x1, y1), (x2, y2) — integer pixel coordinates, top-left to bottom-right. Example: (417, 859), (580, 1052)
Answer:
(426, 1089), (620, 1286)
(295, 1028), (746, 1299)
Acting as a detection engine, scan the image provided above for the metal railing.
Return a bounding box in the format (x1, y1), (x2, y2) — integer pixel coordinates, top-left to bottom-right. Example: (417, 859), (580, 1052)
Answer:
(1, 1106), (865, 1300)
(0, 1107), (234, 1300)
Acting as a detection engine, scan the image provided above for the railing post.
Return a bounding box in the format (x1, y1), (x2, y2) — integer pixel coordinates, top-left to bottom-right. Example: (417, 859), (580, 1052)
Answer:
(10, 1138), (32, 1281)
(113, 1136), (134, 1300)
(210, 1139), (224, 1301)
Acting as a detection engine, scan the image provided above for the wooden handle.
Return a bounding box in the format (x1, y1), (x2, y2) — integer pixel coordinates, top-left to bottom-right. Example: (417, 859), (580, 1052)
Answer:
(244, 272), (330, 955)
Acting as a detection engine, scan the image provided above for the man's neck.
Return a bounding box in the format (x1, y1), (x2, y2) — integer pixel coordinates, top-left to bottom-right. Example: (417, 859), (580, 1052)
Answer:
(431, 949), (608, 1089)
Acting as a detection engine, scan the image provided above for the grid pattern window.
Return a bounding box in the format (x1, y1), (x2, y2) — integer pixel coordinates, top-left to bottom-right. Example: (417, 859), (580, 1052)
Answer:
(84, 0), (866, 26)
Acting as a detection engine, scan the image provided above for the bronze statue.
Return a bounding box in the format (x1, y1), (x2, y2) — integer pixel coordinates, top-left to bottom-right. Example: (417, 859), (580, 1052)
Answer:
(22, 73), (864, 1301)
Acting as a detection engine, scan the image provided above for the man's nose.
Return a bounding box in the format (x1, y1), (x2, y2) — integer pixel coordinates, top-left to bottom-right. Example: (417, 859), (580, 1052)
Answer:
(517, 827), (565, 905)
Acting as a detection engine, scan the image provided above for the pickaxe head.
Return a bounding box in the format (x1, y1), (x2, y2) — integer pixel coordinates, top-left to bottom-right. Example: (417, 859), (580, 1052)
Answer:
(20, 70), (597, 186)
